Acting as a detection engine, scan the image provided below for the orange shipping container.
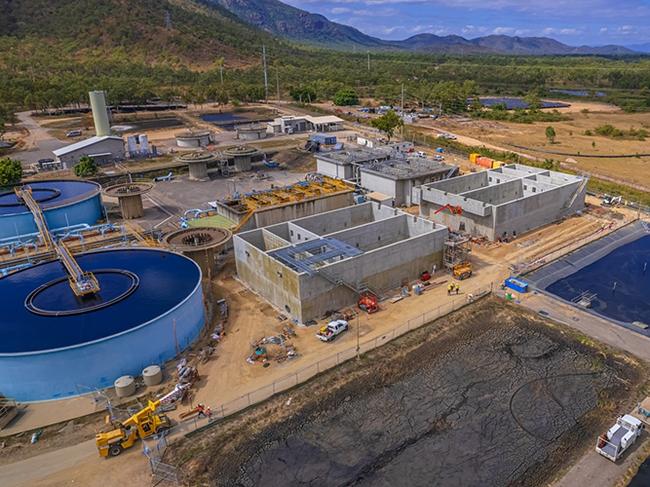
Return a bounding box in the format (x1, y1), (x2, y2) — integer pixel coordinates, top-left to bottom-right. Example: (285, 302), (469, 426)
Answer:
(476, 156), (493, 169)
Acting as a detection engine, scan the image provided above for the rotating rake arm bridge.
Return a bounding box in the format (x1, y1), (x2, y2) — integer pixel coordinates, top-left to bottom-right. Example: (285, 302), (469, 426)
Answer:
(15, 186), (100, 297)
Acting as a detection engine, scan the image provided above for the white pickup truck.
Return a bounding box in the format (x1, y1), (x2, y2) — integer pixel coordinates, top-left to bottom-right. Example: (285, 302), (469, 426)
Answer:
(316, 319), (349, 342)
(596, 414), (644, 461)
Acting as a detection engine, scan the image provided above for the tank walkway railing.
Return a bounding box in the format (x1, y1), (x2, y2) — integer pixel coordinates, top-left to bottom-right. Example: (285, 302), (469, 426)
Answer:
(14, 185), (100, 296)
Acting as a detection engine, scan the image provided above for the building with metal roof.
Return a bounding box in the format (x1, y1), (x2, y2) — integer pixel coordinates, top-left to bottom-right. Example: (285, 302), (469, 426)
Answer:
(52, 136), (125, 168)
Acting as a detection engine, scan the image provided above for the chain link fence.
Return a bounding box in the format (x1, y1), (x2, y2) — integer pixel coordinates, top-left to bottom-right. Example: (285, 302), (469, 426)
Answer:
(201, 282), (494, 423)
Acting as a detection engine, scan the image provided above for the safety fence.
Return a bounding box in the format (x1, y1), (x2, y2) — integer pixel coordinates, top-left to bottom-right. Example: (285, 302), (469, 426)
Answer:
(191, 282), (495, 431)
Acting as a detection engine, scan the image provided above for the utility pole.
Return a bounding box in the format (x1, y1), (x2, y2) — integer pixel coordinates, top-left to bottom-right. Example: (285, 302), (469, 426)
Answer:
(401, 83), (405, 137)
(367, 51), (370, 72)
(276, 66), (280, 102)
(220, 64), (224, 85)
(262, 45), (269, 102)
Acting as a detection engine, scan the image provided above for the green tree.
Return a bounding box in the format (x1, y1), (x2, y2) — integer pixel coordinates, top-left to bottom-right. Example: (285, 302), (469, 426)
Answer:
(545, 126), (556, 144)
(370, 110), (403, 141)
(0, 157), (22, 186)
(524, 89), (542, 110)
(333, 88), (358, 106)
(290, 86), (317, 103)
(74, 156), (98, 177)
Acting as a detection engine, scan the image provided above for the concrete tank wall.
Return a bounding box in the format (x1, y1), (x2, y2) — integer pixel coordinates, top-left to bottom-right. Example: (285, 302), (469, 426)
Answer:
(0, 192), (104, 240)
(0, 276), (204, 401)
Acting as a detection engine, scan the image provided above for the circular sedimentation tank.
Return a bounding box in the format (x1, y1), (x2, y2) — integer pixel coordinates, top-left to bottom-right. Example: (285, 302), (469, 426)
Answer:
(0, 180), (103, 240)
(223, 145), (260, 172)
(103, 182), (153, 219)
(164, 227), (231, 276)
(176, 151), (221, 181)
(0, 248), (205, 401)
(175, 131), (211, 148)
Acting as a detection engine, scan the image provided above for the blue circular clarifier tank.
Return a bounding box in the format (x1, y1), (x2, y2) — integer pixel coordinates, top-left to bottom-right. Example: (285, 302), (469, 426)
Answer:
(0, 180), (103, 240)
(0, 248), (205, 401)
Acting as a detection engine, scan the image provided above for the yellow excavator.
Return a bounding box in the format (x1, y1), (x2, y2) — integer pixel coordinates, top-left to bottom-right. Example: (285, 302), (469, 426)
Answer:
(452, 262), (473, 280)
(95, 389), (178, 457)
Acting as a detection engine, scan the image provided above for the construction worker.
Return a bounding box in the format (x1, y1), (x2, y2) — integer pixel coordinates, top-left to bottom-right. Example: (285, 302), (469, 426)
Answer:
(447, 283), (454, 295)
(455, 284), (460, 295)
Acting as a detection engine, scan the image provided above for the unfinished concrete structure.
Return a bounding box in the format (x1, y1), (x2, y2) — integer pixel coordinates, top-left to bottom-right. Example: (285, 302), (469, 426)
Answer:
(103, 182), (153, 219)
(419, 164), (588, 240)
(234, 202), (447, 323)
(164, 227), (232, 277)
(212, 175), (353, 232)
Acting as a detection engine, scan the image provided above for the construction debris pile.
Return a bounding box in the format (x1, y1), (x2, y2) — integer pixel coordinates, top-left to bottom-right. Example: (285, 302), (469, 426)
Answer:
(247, 325), (297, 365)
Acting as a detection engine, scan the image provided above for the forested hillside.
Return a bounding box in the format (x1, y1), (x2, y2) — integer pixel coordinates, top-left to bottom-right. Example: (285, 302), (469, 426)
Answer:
(1, 0), (650, 113)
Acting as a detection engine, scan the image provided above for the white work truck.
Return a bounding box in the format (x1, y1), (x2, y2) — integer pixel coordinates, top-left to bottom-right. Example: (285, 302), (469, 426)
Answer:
(595, 414), (644, 461)
(316, 319), (349, 342)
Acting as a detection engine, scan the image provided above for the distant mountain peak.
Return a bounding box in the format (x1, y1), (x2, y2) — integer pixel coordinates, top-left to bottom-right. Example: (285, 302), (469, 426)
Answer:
(211, 0), (637, 55)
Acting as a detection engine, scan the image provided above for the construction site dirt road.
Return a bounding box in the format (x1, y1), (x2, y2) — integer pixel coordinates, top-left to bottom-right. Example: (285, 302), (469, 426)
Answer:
(170, 297), (647, 486)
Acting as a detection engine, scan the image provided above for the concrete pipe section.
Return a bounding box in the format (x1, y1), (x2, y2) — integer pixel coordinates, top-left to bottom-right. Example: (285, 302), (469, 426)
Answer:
(103, 182), (153, 219)
(223, 145), (260, 172)
(0, 248), (205, 401)
(176, 151), (221, 181)
(164, 227), (232, 277)
(0, 180), (103, 240)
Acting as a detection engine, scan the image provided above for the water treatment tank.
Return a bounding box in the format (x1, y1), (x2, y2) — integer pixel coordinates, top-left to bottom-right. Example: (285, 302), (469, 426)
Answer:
(0, 248), (205, 401)
(114, 375), (136, 398)
(89, 90), (111, 137)
(0, 180), (103, 240)
(142, 365), (163, 386)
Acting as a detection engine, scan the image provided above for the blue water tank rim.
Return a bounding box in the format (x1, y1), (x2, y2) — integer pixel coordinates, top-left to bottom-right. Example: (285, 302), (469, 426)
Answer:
(0, 247), (203, 357)
(0, 179), (101, 217)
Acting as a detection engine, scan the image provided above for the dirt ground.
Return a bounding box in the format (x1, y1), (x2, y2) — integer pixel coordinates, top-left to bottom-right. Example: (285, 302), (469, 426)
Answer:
(170, 297), (647, 487)
(420, 102), (650, 189)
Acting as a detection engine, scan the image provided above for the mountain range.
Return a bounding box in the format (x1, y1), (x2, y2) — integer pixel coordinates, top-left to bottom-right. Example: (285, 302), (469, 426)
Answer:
(207, 0), (638, 55)
(0, 0), (640, 60)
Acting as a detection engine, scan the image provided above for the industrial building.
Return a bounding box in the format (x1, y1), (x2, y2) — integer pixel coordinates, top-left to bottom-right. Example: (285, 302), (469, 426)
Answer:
(266, 115), (343, 135)
(419, 164), (588, 240)
(316, 148), (391, 181)
(52, 91), (125, 167)
(317, 148), (458, 206)
(234, 202), (447, 324)
(211, 175), (354, 232)
(53, 136), (125, 168)
(359, 157), (459, 206)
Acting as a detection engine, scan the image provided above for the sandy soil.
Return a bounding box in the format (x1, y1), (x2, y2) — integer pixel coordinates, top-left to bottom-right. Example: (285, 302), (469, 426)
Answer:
(170, 297), (647, 487)
(419, 108), (650, 189)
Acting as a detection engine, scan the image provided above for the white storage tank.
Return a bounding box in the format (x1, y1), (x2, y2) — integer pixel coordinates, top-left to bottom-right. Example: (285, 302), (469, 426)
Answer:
(138, 134), (149, 155)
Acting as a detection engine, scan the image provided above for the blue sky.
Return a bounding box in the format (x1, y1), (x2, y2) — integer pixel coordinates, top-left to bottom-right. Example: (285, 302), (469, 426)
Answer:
(284, 0), (650, 46)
